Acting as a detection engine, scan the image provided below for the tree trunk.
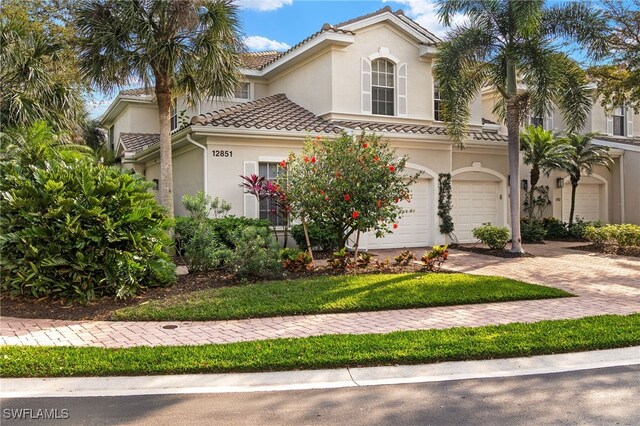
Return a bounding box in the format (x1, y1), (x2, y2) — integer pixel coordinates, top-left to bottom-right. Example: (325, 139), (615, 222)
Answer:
(353, 230), (361, 261)
(506, 60), (524, 253)
(300, 214), (314, 265)
(155, 81), (174, 219)
(528, 166), (540, 219)
(569, 181), (578, 228)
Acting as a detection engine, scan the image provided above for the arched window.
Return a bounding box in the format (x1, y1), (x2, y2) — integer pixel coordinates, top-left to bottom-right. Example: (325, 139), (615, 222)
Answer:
(371, 59), (394, 116)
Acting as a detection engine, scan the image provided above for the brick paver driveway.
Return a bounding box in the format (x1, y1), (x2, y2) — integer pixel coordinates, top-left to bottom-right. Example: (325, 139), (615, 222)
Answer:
(1, 241), (638, 348)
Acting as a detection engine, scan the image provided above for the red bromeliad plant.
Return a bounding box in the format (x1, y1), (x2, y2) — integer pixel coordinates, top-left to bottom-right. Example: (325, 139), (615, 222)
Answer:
(239, 174), (292, 247)
(285, 131), (423, 258)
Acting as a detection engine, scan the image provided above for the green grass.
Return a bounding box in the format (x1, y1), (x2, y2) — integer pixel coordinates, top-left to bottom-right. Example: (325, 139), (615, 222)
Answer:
(112, 273), (571, 321)
(2, 314), (639, 378)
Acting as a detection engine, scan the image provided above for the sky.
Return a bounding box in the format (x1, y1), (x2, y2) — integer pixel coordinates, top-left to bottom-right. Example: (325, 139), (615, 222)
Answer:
(86, 0), (601, 118)
(88, 0), (462, 118)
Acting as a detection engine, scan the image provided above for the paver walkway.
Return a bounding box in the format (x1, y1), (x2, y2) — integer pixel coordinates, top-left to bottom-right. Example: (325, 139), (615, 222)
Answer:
(1, 241), (639, 348)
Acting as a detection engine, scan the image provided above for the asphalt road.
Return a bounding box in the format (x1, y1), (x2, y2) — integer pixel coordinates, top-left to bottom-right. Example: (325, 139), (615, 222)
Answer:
(2, 365), (639, 425)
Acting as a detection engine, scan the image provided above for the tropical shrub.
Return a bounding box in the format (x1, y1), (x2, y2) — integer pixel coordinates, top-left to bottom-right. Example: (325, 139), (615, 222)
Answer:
(291, 222), (341, 252)
(280, 248), (312, 272)
(584, 224), (640, 249)
(181, 224), (231, 272)
(542, 217), (569, 240)
(327, 247), (351, 271)
(520, 219), (547, 243)
(394, 250), (415, 266)
(568, 217), (604, 240)
(175, 216), (269, 253)
(0, 124), (175, 302)
(355, 252), (373, 268)
(421, 245), (449, 271)
(285, 132), (423, 252)
(472, 224), (511, 250)
(229, 226), (282, 279)
(182, 191), (231, 220)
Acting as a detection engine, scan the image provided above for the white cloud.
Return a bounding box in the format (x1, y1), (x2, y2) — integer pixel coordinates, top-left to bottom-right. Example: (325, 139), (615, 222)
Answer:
(244, 35), (291, 51)
(386, 0), (467, 38)
(235, 0), (292, 12)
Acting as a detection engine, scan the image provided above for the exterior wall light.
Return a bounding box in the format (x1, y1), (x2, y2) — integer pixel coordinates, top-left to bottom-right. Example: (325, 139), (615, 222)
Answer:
(556, 178), (565, 188)
(521, 179), (528, 190)
(152, 179), (159, 190)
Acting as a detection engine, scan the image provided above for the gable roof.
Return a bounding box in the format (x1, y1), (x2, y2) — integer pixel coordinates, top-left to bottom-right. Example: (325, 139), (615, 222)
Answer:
(120, 87), (154, 97)
(332, 120), (508, 142)
(190, 93), (344, 134)
(119, 132), (159, 153)
(241, 51), (282, 70)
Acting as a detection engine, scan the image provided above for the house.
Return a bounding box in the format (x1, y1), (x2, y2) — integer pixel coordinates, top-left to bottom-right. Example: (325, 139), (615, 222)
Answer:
(99, 6), (640, 249)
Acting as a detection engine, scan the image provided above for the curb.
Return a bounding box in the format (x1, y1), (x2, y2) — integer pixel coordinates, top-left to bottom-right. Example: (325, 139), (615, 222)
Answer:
(2, 347), (639, 398)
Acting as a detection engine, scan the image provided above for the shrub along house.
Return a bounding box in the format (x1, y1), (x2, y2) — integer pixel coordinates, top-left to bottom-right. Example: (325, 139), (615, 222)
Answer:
(99, 7), (640, 249)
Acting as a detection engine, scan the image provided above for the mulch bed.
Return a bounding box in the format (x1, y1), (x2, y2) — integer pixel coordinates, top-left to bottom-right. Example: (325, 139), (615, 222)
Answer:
(0, 258), (434, 321)
(568, 244), (640, 258)
(450, 244), (535, 258)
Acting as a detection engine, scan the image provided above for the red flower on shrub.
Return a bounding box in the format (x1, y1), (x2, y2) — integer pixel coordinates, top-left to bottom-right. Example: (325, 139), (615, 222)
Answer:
(279, 160), (287, 168)
(389, 165), (395, 173)
(376, 199), (382, 208)
(303, 156), (309, 163)
(393, 223), (399, 229)
(316, 135), (322, 140)
(373, 156), (379, 162)
(395, 197), (400, 203)
(311, 156), (316, 163)
(343, 193), (351, 202)
(352, 211), (359, 219)
(363, 143), (368, 148)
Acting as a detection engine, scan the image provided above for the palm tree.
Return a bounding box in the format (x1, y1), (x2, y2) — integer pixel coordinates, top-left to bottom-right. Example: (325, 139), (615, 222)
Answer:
(0, 14), (85, 134)
(520, 125), (572, 219)
(74, 0), (244, 218)
(560, 133), (612, 227)
(433, 0), (607, 253)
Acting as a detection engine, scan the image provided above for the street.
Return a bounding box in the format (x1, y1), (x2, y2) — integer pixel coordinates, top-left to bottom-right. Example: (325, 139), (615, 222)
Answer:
(2, 365), (639, 425)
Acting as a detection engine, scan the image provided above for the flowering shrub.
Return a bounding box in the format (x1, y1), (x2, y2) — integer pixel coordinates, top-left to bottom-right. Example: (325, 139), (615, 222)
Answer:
(285, 131), (423, 253)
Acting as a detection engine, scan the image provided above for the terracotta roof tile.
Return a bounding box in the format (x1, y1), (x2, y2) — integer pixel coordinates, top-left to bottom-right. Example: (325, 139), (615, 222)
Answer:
(332, 120), (508, 142)
(191, 94), (344, 134)
(241, 51), (281, 69)
(119, 132), (159, 153)
(593, 135), (640, 146)
(120, 87), (153, 97)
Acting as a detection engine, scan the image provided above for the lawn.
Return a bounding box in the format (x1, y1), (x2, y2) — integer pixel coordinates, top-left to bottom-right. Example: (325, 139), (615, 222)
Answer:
(2, 314), (638, 378)
(112, 272), (571, 321)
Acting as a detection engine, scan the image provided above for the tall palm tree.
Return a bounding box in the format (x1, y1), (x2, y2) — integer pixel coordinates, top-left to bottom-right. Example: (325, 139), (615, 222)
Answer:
(434, 0), (607, 253)
(560, 133), (612, 227)
(74, 0), (244, 218)
(520, 125), (572, 219)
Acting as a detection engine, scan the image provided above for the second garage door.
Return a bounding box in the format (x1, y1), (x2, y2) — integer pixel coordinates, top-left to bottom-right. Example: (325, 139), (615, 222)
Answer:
(451, 180), (500, 243)
(562, 183), (601, 222)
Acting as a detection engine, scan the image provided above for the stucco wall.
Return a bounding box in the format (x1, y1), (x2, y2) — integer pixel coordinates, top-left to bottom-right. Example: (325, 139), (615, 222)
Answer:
(623, 150), (640, 224)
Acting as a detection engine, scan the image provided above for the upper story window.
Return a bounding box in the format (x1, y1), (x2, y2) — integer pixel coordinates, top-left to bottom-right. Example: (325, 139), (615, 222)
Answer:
(433, 83), (441, 121)
(258, 162), (285, 227)
(170, 97), (178, 131)
(613, 105), (625, 136)
(234, 82), (250, 100)
(371, 59), (395, 116)
(530, 114), (544, 128)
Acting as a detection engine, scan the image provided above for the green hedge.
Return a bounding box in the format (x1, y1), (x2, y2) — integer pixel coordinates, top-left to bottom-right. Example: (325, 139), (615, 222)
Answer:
(584, 224), (640, 249)
(175, 216), (270, 252)
(472, 224), (511, 250)
(291, 222), (341, 252)
(0, 124), (175, 302)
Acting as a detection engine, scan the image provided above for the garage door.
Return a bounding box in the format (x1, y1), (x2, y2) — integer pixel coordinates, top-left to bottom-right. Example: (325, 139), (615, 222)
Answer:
(562, 184), (601, 222)
(367, 178), (431, 249)
(452, 181), (500, 243)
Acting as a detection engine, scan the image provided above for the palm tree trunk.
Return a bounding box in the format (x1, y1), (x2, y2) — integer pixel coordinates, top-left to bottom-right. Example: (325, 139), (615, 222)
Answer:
(156, 80), (174, 219)
(529, 166), (540, 219)
(506, 60), (524, 253)
(569, 182), (578, 228)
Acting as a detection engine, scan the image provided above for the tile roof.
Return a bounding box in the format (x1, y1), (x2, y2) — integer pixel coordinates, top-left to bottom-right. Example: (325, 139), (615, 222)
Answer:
(241, 51), (282, 70)
(120, 87), (154, 97)
(593, 135), (640, 147)
(190, 93), (344, 133)
(332, 120), (508, 142)
(119, 132), (159, 153)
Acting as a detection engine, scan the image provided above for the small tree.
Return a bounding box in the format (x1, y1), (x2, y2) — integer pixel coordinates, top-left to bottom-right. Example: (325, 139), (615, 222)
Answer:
(285, 132), (422, 258)
(520, 125), (572, 219)
(560, 133), (613, 227)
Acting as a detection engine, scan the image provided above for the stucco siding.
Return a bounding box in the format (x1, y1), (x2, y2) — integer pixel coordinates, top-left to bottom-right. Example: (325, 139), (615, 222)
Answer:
(623, 151), (640, 224)
(172, 146), (205, 217)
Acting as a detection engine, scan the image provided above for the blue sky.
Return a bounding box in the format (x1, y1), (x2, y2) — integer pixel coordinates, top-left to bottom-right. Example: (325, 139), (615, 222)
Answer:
(87, 0), (601, 118)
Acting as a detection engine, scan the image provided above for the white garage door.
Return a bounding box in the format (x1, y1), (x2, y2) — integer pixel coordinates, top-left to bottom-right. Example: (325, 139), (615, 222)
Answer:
(367, 178), (431, 249)
(452, 181), (500, 243)
(562, 184), (601, 222)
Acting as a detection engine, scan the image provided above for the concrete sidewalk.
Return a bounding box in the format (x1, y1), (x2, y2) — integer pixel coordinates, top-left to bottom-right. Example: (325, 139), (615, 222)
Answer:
(1, 241), (639, 348)
(2, 346), (639, 398)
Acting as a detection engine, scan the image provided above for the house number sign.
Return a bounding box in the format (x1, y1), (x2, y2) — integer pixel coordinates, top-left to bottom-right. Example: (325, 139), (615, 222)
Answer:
(212, 150), (233, 157)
